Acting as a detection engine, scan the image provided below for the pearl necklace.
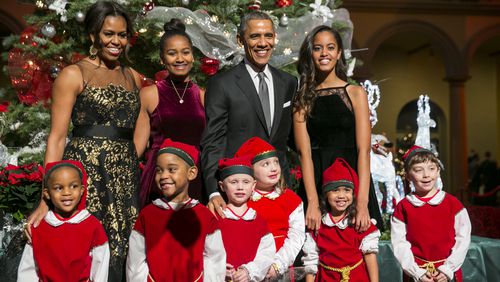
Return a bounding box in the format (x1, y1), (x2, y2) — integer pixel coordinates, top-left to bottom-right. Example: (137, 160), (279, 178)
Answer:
(170, 78), (189, 104)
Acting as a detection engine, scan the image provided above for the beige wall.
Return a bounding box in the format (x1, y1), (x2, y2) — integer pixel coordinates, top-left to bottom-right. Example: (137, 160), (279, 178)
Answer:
(466, 53), (498, 158)
(370, 46), (448, 142)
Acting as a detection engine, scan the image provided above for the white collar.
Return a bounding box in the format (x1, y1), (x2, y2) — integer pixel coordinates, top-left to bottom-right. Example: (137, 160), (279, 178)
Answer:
(322, 213), (349, 229)
(44, 209), (90, 227)
(244, 58), (272, 80)
(251, 188), (281, 201)
(406, 190), (445, 207)
(222, 207), (257, 221)
(152, 198), (199, 211)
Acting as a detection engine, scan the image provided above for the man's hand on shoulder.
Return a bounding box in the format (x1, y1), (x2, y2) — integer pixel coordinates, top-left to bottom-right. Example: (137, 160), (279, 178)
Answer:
(207, 195), (227, 218)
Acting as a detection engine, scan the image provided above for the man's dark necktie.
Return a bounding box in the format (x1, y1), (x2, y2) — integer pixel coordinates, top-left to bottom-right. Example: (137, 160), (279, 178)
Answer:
(258, 72), (272, 133)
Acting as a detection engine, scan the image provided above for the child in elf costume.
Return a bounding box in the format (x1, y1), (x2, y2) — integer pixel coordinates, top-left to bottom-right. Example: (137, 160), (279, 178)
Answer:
(235, 137), (305, 281)
(18, 160), (110, 282)
(217, 155), (276, 282)
(391, 145), (471, 282)
(126, 138), (226, 281)
(302, 158), (380, 282)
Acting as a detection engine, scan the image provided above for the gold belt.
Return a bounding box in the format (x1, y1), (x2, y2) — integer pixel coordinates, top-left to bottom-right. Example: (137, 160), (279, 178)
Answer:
(415, 256), (446, 275)
(148, 271), (203, 282)
(319, 258), (363, 282)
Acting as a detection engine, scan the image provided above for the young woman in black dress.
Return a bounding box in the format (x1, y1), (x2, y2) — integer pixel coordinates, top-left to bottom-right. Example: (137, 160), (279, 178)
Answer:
(293, 25), (383, 232)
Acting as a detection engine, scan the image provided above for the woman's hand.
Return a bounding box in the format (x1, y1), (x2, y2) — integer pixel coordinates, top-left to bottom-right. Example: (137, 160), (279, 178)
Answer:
(24, 200), (49, 243)
(305, 203), (322, 231)
(353, 202), (370, 232)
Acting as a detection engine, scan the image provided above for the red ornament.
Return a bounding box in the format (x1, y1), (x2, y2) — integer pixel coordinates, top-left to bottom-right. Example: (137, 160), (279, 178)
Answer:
(143, 1), (155, 12)
(248, 0), (261, 10)
(154, 70), (169, 83)
(129, 31), (139, 46)
(275, 0), (292, 8)
(19, 26), (37, 45)
(200, 56), (220, 76)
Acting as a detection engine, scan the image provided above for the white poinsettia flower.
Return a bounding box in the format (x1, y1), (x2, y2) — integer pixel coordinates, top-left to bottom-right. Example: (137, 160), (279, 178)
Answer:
(49, 0), (68, 22)
(309, 0), (334, 23)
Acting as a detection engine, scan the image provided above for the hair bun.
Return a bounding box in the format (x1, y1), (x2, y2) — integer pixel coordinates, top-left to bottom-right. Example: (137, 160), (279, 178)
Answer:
(163, 18), (186, 33)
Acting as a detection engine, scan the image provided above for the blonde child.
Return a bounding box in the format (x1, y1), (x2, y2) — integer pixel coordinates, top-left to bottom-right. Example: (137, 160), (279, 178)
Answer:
(302, 158), (380, 282)
(391, 145), (471, 282)
(217, 156), (276, 282)
(235, 137), (305, 281)
(18, 160), (109, 282)
(126, 138), (226, 281)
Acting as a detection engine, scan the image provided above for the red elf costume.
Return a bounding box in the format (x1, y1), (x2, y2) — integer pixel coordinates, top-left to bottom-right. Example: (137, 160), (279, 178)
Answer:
(217, 156), (276, 281)
(391, 146), (471, 282)
(126, 139), (226, 282)
(18, 160), (110, 282)
(302, 158), (380, 282)
(234, 137), (305, 277)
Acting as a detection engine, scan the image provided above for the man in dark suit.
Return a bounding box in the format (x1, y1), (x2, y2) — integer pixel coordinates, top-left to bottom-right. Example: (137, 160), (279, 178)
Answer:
(201, 11), (297, 216)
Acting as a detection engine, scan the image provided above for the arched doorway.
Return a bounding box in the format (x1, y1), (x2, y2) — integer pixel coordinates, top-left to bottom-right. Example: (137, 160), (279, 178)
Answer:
(396, 99), (447, 187)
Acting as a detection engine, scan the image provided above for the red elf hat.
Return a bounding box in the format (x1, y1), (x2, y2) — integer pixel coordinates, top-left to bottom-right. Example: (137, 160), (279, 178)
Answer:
(234, 137), (277, 164)
(218, 156), (254, 180)
(322, 158), (359, 196)
(44, 160), (88, 211)
(157, 138), (199, 167)
(402, 145), (444, 169)
(402, 145), (432, 163)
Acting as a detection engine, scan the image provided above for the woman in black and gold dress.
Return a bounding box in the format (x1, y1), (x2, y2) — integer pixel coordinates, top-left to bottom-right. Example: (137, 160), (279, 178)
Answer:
(293, 25), (383, 233)
(26, 2), (141, 281)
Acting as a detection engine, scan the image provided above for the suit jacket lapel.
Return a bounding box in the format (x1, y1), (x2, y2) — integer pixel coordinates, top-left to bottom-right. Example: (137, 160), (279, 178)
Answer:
(235, 62), (269, 135)
(270, 67), (285, 140)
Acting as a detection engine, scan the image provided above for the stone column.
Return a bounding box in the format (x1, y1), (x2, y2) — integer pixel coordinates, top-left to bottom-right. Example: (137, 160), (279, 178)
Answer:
(445, 76), (469, 200)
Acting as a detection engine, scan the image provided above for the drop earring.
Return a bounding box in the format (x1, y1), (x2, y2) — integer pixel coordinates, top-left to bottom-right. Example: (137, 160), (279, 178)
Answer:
(89, 45), (98, 60)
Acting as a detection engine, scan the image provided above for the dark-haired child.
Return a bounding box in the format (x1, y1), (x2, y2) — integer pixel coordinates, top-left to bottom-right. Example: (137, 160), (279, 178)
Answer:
(235, 137), (305, 280)
(127, 139), (226, 281)
(217, 156), (276, 282)
(18, 160), (109, 282)
(391, 146), (471, 282)
(302, 158), (380, 282)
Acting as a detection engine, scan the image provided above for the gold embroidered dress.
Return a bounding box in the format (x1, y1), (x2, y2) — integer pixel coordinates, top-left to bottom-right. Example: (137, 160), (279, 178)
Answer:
(63, 60), (140, 281)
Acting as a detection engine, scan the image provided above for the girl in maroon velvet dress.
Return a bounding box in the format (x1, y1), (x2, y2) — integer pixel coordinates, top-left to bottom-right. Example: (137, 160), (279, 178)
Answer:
(134, 18), (205, 208)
